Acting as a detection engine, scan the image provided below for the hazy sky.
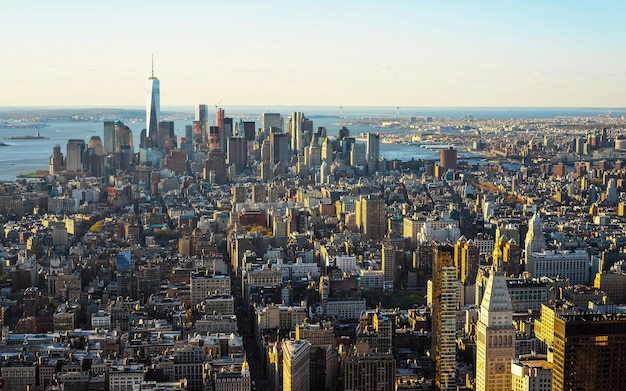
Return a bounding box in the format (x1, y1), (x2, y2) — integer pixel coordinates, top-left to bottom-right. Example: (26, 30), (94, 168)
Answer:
(2, 1), (626, 107)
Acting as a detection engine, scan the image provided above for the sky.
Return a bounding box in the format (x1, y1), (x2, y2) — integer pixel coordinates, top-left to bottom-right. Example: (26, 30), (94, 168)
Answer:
(2, 0), (626, 108)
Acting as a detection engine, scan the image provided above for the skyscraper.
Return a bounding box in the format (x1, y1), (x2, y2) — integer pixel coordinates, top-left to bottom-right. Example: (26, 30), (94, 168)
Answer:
(356, 195), (387, 241)
(270, 133), (290, 164)
(366, 132), (380, 174)
(157, 121), (175, 151)
(88, 136), (104, 156)
(193, 104), (209, 146)
(535, 305), (626, 391)
(431, 243), (458, 391)
(282, 339), (311, 391)
(289, 112), (305, 154)
(321, 137), (333, 162)
(103, 121), (115, 154)
(242, 120), (256, 141)
(439, 146), (457, 171)
(208, 126), (220, 151)
(216, 107), (225, 150)
(66, 139), (86, 172)
(49, 145), (64, 174)
(146, 58), (160, 139)
(223, 117), (233, 152)
(475, 266), (516, 391)
(227, 137), (247, 173)
(114, 121), (133, 153)
(454, 236), (479, 284)
(203, 150), (228, 185)
(382, 245), (402, 290)
(195, 104), (209, 123)
(524, 213), (546, 259)
(262, 113), (283, 134)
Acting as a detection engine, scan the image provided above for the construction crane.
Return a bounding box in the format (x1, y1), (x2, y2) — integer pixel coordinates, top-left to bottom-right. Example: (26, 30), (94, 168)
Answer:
(215, 99), (223, 110)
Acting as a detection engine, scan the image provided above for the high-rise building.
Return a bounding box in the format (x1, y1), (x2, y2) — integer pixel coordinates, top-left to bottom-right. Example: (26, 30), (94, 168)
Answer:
(242, 120), (256, 141)
(49, 144), (65, 174)
(146, 59), (160, 139)
(114, 121), (133, 153)
(207, 125), (219, 151)
(475, 266), (516, 391)
(454, 236), (480, 284)
(366, 132), (380, 173)
(103, 121), (116, 154)
(321, 136), (333, 162)
(216, 107), (225, 150)
(223, 117), (233, 152)
(382, 245), (402, 289)
(535, 305), (626, 391)
(227, 137), (248, 173)
(193, 120), (206, 146)
(157, 121), (175, 151)
(262, 113), (283, 134)
(594, 271), (626, 304)
(356, 195), (387, 241)
(607, 178), (618, 205)
(270, 133), (290, 164)
(65, 139), (86, 172)
(343, 341), (395, 391)
(196, 104), (209, 123)
(350, 143), (366, 167)
(88, 136), (104, 156)
(204, 150), (228, 184)
(439, 147), (457, 171)
(116, 250), (135, 299)
(289, 112), (305, 154)
(503, 238), (523, 277)
(524, 213), (546, 261)
(282, 339), (311, 391)
(305, 144), (321, 168)
(431, 243), (458, 391)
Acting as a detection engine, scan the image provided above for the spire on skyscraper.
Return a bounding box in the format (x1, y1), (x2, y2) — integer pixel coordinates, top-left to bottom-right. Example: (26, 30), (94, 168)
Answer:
(146, 57), (161, 139)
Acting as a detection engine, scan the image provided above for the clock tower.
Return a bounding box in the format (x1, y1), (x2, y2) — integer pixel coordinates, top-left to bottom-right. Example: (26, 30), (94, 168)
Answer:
(475, 265), (516, 391)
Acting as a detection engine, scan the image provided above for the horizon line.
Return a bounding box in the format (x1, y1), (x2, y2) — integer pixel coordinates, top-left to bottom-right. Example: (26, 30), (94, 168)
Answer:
(2, 105), (626, 110)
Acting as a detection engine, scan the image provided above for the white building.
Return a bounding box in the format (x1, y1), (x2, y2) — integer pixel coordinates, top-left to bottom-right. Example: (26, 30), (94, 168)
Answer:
(326, 298), (367, 321)
(273, 258), (320, 280)
(91, 310), (111, 329)
(335, 255), (358, 272)
(358, 269), (385, 291)
(526, 249), (589, 285)
(525, 213), (546, 265)
(109, 364), (144, 391)
(418, 222), (460, 244)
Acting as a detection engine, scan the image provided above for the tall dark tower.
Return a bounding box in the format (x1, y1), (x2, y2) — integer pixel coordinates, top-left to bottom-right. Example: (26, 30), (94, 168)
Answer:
(146, 56), (160, 139)
(439, 147), (457, 171)
(536, 305), (626, 391)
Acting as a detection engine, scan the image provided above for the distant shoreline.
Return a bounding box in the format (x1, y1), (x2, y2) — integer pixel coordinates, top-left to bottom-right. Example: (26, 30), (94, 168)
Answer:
(1, 106), (626, 121)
